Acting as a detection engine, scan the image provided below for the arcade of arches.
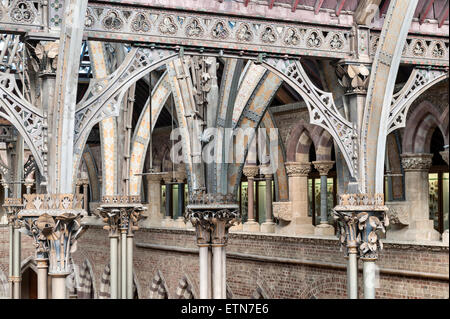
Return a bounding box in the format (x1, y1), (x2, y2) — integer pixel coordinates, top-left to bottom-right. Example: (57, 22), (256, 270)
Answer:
(0, 0), (448, 299)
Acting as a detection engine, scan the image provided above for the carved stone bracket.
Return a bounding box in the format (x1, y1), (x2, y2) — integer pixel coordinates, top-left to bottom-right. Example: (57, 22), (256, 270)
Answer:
(333, 193), (388, 260)
(273, 201), (292, 222)
(385, 201), (410, 226)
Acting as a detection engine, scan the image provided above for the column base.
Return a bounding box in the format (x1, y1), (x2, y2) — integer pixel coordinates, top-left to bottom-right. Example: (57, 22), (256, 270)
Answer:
(314, 223), (335, 236)
(242, 221), (260, 232)
(276, 221), (315, 235)
(260, 221), (275, 233)
(386, 220), (441, 241)
(161, 217), (174, 228)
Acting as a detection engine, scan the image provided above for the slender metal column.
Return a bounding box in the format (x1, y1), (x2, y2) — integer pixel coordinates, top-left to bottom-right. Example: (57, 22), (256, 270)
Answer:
(199, 245), (209, 299)
(212, 246), (223, 299)
(110, 235), (118, 299)
(36, 258), (48, 299)
(126, 234), (133, 299)
(121, 230), (127, 299)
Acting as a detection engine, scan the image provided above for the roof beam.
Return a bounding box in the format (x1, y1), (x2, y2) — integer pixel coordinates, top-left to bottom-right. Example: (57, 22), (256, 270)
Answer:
(269, 0), (275, 9)
(291, 0), (300, 12)
(335, 0), (347, 16)
(314, 0), (325, 14)
(354, 0), (382, 25)
(438, 0), (449, 28)
(419, 0), (436, 24)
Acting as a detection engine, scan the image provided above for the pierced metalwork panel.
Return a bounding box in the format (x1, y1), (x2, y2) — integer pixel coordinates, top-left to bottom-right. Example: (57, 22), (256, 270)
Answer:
(387, 67), (448, 134)
(370, 32), (449, 67)
(265, 58), (358, 179)
(84, 2), (352, 59)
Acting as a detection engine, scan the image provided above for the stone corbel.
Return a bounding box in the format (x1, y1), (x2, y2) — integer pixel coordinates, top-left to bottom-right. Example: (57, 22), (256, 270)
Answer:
(272, 201), (292, 222)
(385, 201), (410, 226)
(440, 148), (449, 166)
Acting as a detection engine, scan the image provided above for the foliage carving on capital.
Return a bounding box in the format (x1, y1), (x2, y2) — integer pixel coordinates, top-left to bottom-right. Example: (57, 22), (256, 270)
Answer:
(401, 153), (433, 171)
(312, 161), (335, 176)
(243, 165), (259, 179)
(440, 149), (449, 166)
(285, 162), (311, 177)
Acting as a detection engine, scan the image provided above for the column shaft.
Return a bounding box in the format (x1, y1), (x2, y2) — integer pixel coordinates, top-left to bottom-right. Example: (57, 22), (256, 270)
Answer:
(110, 236), (118, 299)
(212, 246), (223, 299)
(363, 260), (376, 299)
(222, 247), (226, 299)
(121, 231), (127, 299)
(126, 235), (133, 299)
(8, 224), (13, 298)
(199, 246), (209, 299)
(51, 274), (67, 299)
(13, 227), (21, 299)
(347, 253), (358, 299)
(36, 259), (48, 299)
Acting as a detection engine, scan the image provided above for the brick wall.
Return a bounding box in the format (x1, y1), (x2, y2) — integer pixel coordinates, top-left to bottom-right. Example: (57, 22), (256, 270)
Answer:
(0, 224), (448, 299)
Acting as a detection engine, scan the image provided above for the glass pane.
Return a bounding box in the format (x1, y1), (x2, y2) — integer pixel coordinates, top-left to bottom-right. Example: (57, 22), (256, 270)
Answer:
(444, 173), (449, 231)
(428, 173), (439, 231)
(172, 184), (179, 218)
(314, 178), (321, 225)
(327, 178), (334, 223)
(240, 182), (248, 223)
(258, 181), (266, 223)
(161, 185), (166, 216)
(308, 179), (313, 217)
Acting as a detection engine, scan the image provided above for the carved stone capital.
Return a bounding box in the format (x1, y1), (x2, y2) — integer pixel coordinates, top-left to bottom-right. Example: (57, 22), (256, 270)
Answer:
(3, 198), (23, 228)
(96, 196), (146, 236)
(18, 205), (87, 273)
(273, 201), (292, 222)
(335, 63), (370, 94)
(440, 149), (449, 166)
(285, 162), (311, 177)
(333, 209), (388, 260)
(401, 153), (433, 171)
(185, 196), (239, 246)
(312, 160), (335, 176)
(243, 165), (259, 179)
